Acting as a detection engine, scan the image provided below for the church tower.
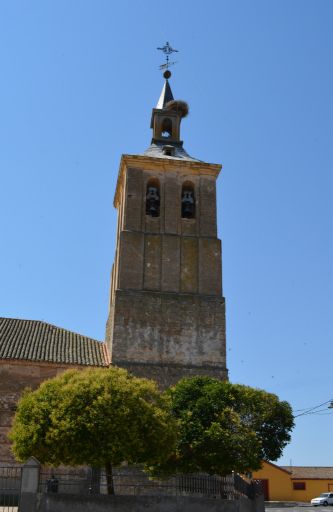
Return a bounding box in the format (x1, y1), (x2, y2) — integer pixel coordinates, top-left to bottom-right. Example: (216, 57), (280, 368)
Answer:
(106, 70), (228, 388)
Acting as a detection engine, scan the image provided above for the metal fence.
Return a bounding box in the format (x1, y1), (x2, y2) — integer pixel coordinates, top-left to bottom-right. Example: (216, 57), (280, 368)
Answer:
(0, 466), (21, 511)
(38, 465), (262, 499)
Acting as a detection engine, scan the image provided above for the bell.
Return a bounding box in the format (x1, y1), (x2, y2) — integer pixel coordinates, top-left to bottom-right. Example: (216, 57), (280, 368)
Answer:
(182, 190), (195, 218)
(146, 186), (160, 217)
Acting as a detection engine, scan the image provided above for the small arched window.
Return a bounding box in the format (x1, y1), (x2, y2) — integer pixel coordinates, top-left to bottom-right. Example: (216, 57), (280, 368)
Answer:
(181, 182), (195, 219)
(146, 179), (160, 217)
(161, 118), (172, 138)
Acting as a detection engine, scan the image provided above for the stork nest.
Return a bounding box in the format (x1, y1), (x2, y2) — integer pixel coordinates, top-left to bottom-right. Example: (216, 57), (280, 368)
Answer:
(164, 100), (189, 118)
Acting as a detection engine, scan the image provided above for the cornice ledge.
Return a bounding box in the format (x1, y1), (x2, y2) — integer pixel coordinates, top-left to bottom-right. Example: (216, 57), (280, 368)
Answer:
(114, 153), (222, 208)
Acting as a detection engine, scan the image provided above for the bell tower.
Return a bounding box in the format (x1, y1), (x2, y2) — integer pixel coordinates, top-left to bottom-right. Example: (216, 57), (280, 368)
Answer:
(105, 70), (228, 388)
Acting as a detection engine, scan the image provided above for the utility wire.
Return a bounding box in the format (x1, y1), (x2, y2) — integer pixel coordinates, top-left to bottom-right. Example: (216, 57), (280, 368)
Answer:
(296, 408), (331, 417)
(307, 411), (333, 416)
(294, 399), (333, 418)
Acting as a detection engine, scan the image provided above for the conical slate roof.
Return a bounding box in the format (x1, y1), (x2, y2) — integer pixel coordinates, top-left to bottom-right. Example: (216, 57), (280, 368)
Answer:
(156, 79), (174, 109)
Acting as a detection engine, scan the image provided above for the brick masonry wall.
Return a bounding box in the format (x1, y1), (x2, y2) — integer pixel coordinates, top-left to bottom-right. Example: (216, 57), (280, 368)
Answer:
(122, 167), (218, 239)
(117, 232), (222, 296)
(115, 362), (228, 390)
(106, 159), (227, 389)
(0, 361), (90, 463)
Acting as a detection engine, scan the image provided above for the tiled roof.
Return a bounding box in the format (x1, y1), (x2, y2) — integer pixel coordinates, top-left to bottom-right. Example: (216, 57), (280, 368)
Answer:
(0, 317), (110, 367)
(280, 466), (333, 479)
(263, 461), (291, 474)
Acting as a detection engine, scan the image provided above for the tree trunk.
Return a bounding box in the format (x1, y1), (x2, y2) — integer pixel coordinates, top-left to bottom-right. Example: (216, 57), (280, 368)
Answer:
(105, 462), (115, 495)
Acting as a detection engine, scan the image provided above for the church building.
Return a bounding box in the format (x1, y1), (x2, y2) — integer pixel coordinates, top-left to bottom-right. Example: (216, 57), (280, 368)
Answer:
(0, 70), (227, 461)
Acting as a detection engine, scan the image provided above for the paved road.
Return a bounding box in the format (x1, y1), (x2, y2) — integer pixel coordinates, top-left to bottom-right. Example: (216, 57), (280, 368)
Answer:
(268, 507), (333, 512)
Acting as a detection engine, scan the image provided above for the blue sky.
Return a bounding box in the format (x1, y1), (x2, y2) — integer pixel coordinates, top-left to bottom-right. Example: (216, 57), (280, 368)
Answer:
(1, 1), (333, 466)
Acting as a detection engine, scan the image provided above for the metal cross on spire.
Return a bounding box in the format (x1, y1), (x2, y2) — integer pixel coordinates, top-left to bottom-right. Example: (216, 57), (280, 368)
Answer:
(157, 41), (178, 74)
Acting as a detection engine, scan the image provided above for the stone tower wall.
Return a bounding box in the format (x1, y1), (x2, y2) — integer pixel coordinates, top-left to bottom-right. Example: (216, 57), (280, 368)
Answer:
(106, 156), (227, 388)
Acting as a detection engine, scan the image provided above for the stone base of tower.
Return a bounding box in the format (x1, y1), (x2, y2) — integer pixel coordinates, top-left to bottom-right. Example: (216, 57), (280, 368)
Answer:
(106, 289), (227, 389)
(112, 361), (228, 389)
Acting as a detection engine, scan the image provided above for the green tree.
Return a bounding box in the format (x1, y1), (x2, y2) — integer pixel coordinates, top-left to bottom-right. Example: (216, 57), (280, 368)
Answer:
(9, 367), (177, 494)
(149, 376), (294, 477)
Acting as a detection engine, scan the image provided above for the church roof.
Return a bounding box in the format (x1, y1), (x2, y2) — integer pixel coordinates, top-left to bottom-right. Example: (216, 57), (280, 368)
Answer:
(143, 142), (201, 162)
(0, 317), (109, 367)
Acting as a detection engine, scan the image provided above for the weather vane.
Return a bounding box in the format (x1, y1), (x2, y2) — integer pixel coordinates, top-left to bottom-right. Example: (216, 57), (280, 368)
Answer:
(157, 42), (178, 74)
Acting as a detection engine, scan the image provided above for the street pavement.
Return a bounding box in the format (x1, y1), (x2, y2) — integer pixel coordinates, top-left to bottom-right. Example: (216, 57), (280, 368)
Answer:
(267, 507), (333, 511)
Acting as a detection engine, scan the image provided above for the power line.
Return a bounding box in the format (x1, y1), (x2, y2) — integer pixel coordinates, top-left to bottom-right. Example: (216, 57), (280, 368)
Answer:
(294, 399), (333, 418)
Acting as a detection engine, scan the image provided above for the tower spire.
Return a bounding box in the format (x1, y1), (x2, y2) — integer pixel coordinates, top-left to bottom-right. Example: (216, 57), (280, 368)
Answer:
(156, 71), (174, 109)
(145, 42), (194, 160)
(107, 45), (226, 386)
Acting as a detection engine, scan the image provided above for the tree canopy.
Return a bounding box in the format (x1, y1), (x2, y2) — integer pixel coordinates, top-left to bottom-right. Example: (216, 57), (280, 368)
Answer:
(149, 376), (294, 477)
(10, 370), (294, 485)
(9, 366), (177, 490)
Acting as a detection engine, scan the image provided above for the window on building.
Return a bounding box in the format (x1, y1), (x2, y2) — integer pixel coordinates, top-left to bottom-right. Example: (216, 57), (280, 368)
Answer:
(146, 179), (160, 217)
(181, 182), (195, 219)
(162, 145), (175, 156)
(293, 482), (306, 490)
